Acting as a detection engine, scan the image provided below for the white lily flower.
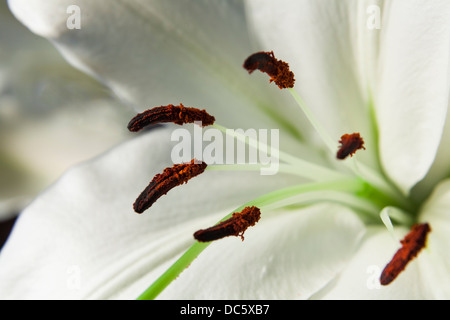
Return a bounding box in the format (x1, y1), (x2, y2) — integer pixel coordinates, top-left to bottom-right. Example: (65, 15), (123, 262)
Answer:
(1, 0), (450, 300)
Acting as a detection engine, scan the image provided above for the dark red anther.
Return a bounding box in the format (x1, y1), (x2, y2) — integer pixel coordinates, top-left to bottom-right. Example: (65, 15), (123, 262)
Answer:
(380, 223), (431, 286)
(194, 206), (261, 242)
(243, 51), (295, 89)
(337, 133), (366, 160)
(133, 159), (207, 214)
(128, 104), (215, 132)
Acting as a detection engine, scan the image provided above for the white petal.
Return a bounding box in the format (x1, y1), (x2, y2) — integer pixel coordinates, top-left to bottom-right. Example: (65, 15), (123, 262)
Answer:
(246, 0), (450, 192)
(245, 0), (379, 166)
(1, 1), (132, 213)
(417, 179), (450, 299)
(0, 127), (296, 299)
(375, 0), (450, 193)
(411, 100), (450, 201)
(7, 0), (303, 137)
(151, 204), (365, 300)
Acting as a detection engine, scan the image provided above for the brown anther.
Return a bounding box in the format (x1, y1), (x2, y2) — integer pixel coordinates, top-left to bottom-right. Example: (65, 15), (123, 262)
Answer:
(133, 159), (207, 214)
(243, 51), (295, 89)
(336, 133), (366, 160)
(127, 104), (215, 132)
(194, 206), (261, 242)
(380, 223), (431, 286)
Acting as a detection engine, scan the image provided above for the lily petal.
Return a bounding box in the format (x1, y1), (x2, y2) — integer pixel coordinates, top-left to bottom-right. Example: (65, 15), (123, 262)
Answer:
(416, 179), (450, 299)
(375, 0), (450, 194)
(1, 1), (132, 214)
(411, 101), (450, 202)
(245, 0), (450, 193)
(245, 0), (378, 166)
(7, 0), (303, 136)
(0, 127), (296, 299)
(151, 204), (365, 300)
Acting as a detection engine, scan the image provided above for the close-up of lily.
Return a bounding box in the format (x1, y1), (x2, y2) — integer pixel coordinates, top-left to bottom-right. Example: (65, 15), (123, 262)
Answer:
(1, 0), (450, 300)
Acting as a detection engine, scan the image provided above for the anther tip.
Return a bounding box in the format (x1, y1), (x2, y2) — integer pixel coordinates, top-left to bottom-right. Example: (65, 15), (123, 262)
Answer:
(243, 51), (295, 89)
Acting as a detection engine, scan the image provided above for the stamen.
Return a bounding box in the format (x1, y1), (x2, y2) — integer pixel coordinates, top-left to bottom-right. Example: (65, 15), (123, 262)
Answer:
(337, 133), (366, 160)
(133, 159), (207, 213)
(194, 206), (261, 242)
(380, 223), (431, 286)
(128, 104), (215, 132)
(243, 51), (295, 89)
(212, 123), (348, 182)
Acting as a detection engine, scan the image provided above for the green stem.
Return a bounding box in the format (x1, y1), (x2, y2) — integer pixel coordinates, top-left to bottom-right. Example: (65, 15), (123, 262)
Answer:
(136, 178), (368, 300)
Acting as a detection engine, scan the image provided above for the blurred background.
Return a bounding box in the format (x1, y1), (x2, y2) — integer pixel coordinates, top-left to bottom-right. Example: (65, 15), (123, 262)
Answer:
(0, 0), (134, 248)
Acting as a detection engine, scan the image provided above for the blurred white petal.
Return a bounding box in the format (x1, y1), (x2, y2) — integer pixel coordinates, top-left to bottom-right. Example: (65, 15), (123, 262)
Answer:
(8, 0), (304, 137)
(0, 1), (132, 215)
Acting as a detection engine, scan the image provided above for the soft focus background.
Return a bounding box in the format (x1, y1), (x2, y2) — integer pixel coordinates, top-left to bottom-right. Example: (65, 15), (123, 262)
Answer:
(0, 0), (134, 247)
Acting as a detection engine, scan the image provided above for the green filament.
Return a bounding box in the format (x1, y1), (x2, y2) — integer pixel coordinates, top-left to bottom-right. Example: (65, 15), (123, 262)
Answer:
(137, 177), (390, 300)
